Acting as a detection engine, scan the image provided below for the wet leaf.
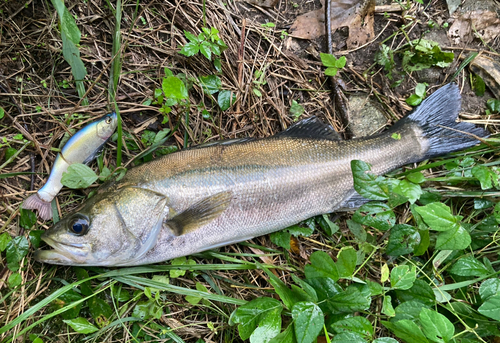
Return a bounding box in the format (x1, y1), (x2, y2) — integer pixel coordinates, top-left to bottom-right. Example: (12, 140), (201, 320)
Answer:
(435, 225), (471, 250)
(336, 247), (357, 278)
(327, 286), (371, 313)
(270, 230), (291, 250)
(331, 316), (373, 337)
(305, 251), (339, 281)
(8, 272), (22, 288)
(351, 160), (393, 200)
(292, 302), (323, 343)
(61, 164), (98, 189)
(407, 172), (426, 184)
(63, 317), (98, 334)
(199, 75), (221, 95)
(162, 76), (188, 100)
(390, 265), (416, 290)
(471, 165), (498, 190)
(6, 236), (29, 271)
(179, 41), (199, 57)
(478, 294), (500, 321)
(382, 320), (429, 343)
(386, 224), (420, 256)
(0, 232), (12, 252)
(395, 279), (435, 306)
(332, 332), (367, 342)
(230, 297), (282, 341)
(20, 208), (37, 229)
(53, 290), (83, 320)
(394, 180), (422, 204)
(269, 324), (294, 343)
(450, 256), (490, 277)
(479, 278), (500, 302)
(218, 90), (236, 111)
(88, 297), (113, 328)
(419, 308), (454, 343)
(414, 203), (460, 231)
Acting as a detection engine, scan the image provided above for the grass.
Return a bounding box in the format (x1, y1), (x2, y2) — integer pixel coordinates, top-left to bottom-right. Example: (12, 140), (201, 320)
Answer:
(1, 0), (500, 342)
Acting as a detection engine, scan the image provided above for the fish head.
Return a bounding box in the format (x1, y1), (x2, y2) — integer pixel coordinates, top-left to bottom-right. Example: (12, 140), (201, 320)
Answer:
(96, 112), (118, 140)
(34, 187), (168, 266)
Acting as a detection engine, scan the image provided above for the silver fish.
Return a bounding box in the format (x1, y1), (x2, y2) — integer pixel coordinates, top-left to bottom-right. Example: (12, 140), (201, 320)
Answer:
(23, 113), (118, 220)
(34, 84), (487, 266)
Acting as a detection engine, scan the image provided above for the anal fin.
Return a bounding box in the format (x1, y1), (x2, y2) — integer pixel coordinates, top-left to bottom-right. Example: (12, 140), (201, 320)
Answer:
(166, 191), (233, 236)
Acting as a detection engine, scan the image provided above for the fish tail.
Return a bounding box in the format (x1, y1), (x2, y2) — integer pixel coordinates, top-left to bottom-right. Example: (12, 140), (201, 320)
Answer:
(392, 83), (489, 160)
(22, 193), (52, 220)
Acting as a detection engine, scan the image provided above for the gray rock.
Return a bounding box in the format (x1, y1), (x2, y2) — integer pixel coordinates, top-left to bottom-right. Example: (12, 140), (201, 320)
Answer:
(347, 93), (388, 138)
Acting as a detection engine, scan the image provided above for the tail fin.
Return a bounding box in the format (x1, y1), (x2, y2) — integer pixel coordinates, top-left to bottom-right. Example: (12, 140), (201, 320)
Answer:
(23, 193), (52, 220)
(393, 83), (488, 160)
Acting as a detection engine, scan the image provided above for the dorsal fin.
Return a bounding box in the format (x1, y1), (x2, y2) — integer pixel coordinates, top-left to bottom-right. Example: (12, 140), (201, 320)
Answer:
(276, 116), (342, 140)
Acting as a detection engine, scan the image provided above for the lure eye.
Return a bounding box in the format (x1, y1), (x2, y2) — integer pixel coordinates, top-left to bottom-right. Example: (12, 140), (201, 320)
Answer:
(69, 216), (89, 236)
(105, 116), (112, 124)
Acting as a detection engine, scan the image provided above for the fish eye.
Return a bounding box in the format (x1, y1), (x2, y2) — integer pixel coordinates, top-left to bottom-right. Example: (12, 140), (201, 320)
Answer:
(105, 116), (112, 124)
(69, 216), (89, 236)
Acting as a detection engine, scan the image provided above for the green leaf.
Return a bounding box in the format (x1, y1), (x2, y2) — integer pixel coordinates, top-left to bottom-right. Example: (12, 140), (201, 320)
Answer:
(351, 160), (393, 200)
(395, 279), (435, 306)
(170, 256), (196, 278)
(382, 295), (395, 316)
(230, 297), (283, 341)
(478, 294), (500, 321)
(20, 208), (37, 229)
(486, 98), (500, 113)
(88, 296), (113, 328)
(373, 338), (399, 343)
(179, 41), (200, 56)
(324, 67), (339, 76)
(199, 41), (212, 60)
(60, 31), (87, 96)
(199, 75), (221, 95)
(394, 180), (422, 204)
(327, 286), (371, 313)
(292, 302), (324, 343)
(435, 225), (471, 250)
(386, 224), (420, 256)
(419, 308), (454, 343)
(28, 230), (44, 249)
(270, 230), (291, 249)
(493, 202), (500, 223)
(218, 90), (236, 111)
(185, 282), (210, 305)
(63, 317), (98, 334)
(353, 202), (395, 231)
(390, 265), (416, 290)
(184, 30), (199, 43)
(262, 266), (295, 309)
(290, 100), (304, 120)
(51, 0), (81, 44)
(305, 251), (339, 281)
(320, 53), (339, 67)
(316, 215), (339, 235)
(0, 107), (4, 120)
(0, 232), (12, 252)
(288, 224), (314, 237)
(471, 165), (497, 190)
(382, 320), (429, 343)
(52, 290), (83, 320)
(331, 316), (373, 338)
(336, 247), (357, 278)
(407, 172), (426, 184)
(473, 75), (485, 96)
(335, 56), (347, 68)
(346, 219), (367, 242)
(479, 278), (500, 302)
(61, 164), (98, 189)
(269, 324), (294, 343)
(450, 256), (490, 277)
(305, 278), (342, 309)
(162, 76), (188, 100)
(415, 83), (427, 98)
(8, 272), (22, 288)
(406, 94), (423, 106)
(414, 203), (460, 231)
(6, 236), (29, 271)
(332, 332), (367, 342)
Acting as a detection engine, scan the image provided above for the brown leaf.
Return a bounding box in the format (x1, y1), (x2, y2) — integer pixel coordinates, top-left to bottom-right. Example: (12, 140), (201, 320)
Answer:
(290, 0), (375, 49)
(448, 10), (500, 45)
(290, 235), (301, 255)
(243, 0), (279, 7)
(469, 54), (500, 99)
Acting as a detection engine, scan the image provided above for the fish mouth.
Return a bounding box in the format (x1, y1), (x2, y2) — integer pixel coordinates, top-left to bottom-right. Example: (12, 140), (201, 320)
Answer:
(34, 236), (91, 265)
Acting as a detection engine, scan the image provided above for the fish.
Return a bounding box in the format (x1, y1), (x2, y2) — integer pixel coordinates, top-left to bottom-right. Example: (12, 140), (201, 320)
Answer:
(34, 84), (488, 266)
(23, 113), (118, 220)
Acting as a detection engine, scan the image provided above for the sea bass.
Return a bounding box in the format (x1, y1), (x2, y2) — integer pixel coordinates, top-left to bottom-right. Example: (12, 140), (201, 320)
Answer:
(23, 113), (117, 220)
(34, 84), (487, 266)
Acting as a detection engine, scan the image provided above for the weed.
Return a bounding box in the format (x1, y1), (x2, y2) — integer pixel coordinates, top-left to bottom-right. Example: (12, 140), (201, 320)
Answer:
(320, 53), (346, 77)
(179, 27), (227, 71)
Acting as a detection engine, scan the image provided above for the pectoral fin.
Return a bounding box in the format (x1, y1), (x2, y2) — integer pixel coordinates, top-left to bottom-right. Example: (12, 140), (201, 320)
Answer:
(166, 191), (232, 236)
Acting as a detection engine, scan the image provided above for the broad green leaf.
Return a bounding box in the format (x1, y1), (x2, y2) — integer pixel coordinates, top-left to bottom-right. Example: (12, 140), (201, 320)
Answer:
(74, 268), (93, 296)
(61, 164), (98, 189)
(218, 90), (236, 111)
(331, 316), (373, 337)
(336, 247), (357, 278)
(395, 279), (435, 306)
(185, 282), (210, 305)
(291, 274), (318, 302)
(316, 214), (339, 235)
(270, 230), (291, 249)
(473, 75), (486, 96)
(449, 256), (490, 277)
(407, 172), (426, 184)
(325, 67), (339, 76)
(63, 317), (98, 334)
(305, 277), (341, 313)
(53, 290), (83, 320)
(386, 224), (420, 256)
(406, 94), (423, 106)
(6, 236), (29, 271)
(51, 0), (81, 44)
(332, 332), (367, 342)
(230, 297), (282, 341)
(394, 301), (428, 321)
(435, 225), (471, 250)
(414, 228), (430, 256)
(269, 324), (294, 343)
(292, 302), (324, 343)
(419, 308), (454, 343)
(373, 339), (398, 343)
(20, 208), (37, 230)
(351, 160), (394, 200)
(262, 266), (295, 309)
(493, 202), (500, 223)
(471, 165), (497, 190)
(346, 219), (367, 242)
(394, 179), (422, 204)
(415, 83), (427, 97)
(320, 53), (339, 67)
(61, 32), (87, 92)
(486, 98), (500, 113)
(179, 41), (200, 56)
(88, 297), (113, 328)
(8, 272), (22, 288)
(199, 41), (212, 60)
(382, 320), (429, 343)
(288, 224), (314, 237)
(382, 295), (395, 317)
(170, 256), (196, 278)
(199, 75), (221, 95)
(305, 251), (339, 281)
(419, 191), (442, 205)
(0, 232), (12, 252)
(414, 203), (460, 231)
(390, 265), (416, 290)
(250, 307), (282, 343)
(290, 100), (304, 120)
(479, 278), (500, 302)
(478, 294), (500, 321)
(353, 202), (395, 231)
(162, 76), (188, 100)
(327, 286), (371, 313)
(184, 30), (199, 42)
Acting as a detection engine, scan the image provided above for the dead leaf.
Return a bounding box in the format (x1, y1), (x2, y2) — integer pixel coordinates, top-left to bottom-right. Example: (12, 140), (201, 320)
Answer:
(448, 10), (500, 45)
(446, 0), (461, 15)
(290, 0), (375, 49)
(242, 0), (279, 7)
(469, 54), (500, 99)
(290, 235), (301, 255)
